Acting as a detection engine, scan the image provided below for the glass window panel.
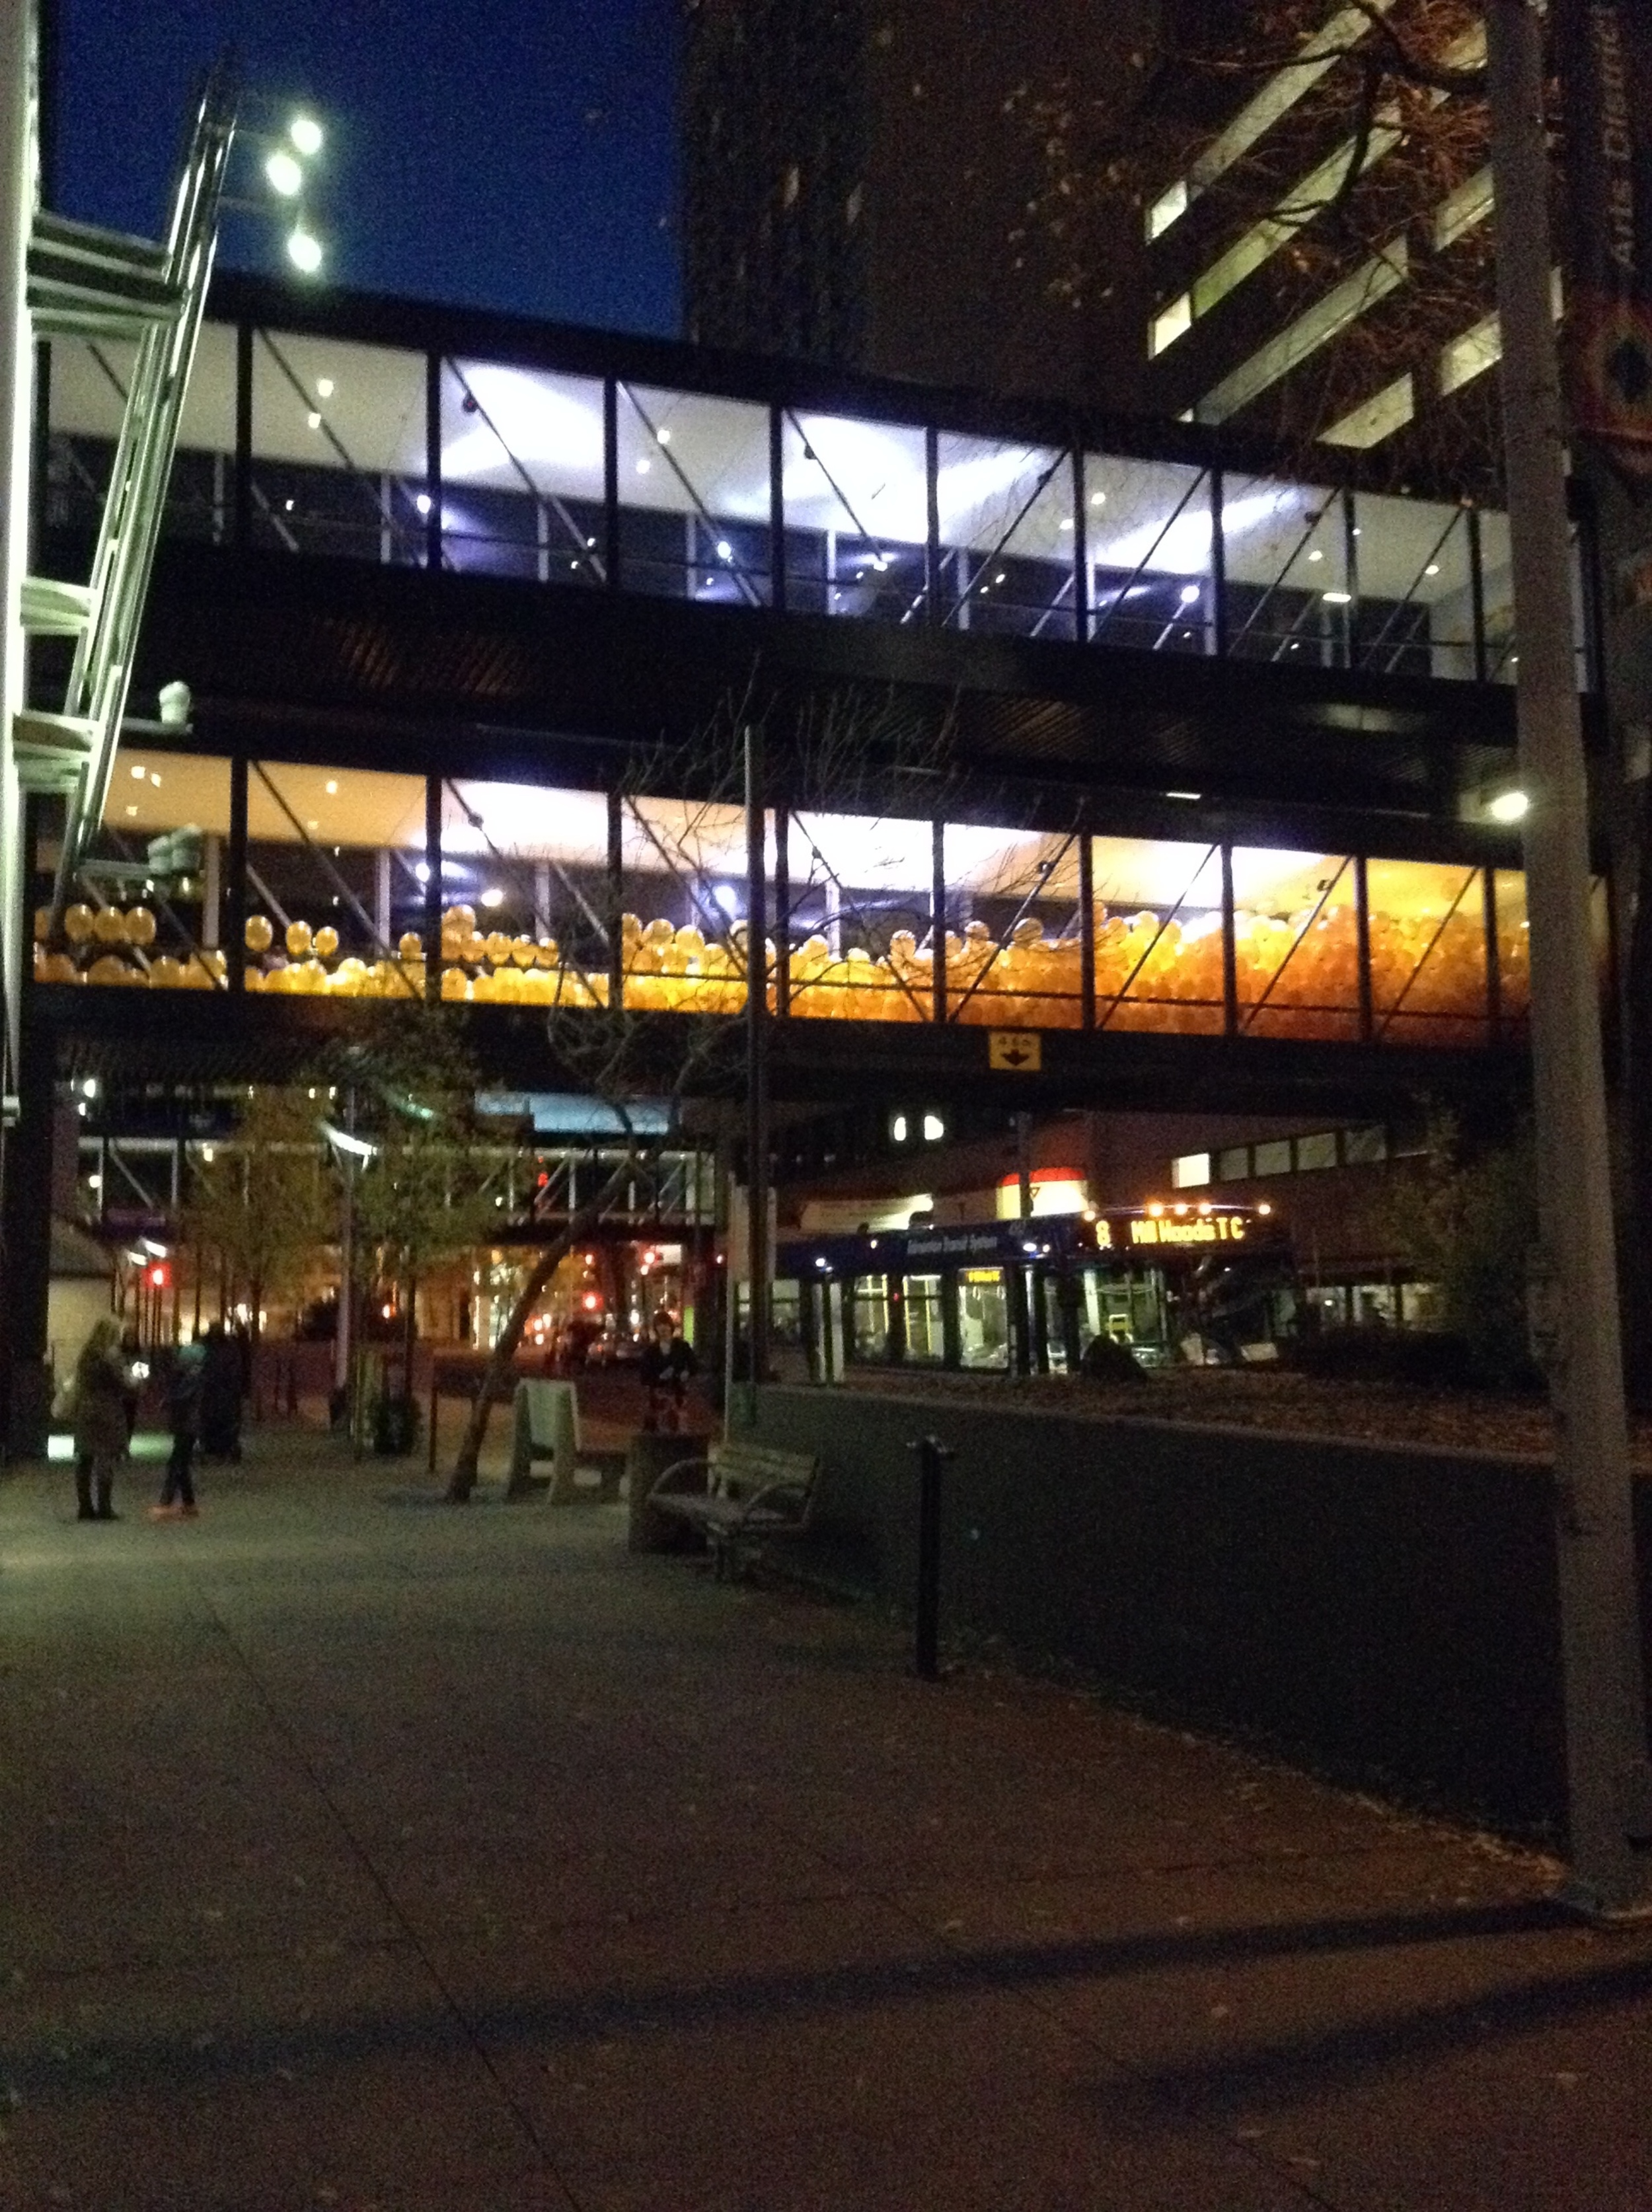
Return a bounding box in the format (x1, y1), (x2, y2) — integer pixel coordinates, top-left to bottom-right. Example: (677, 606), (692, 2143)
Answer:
(1232, 847), (1359, 1040)
(934, 434), (1075, 640)
(1353, 494), (1476, 680)
(621, 796), (755, 1016)
(1492, 869), (1529, 1032)
(903, 1274), (945, 1361)
(1479, 509), (1515, 681)
(617, 383), (771, 605)
(1343, 1124), (1388, 1165)
(1296, 1131), (1337, 1170)
(945, 823), (1082, 1029)
(786, 809), (933, 1023)
(957, 1267), (1010, 1369)
(246, 763), (427, 999)
(780, 410), (928, 623)
(443, 779), (612, 1010)
(850, 1273), (889, 1359)
(1084, 455), (1211, 654)
(1216, 1145), (1251, 1181)
(1254, 1139), (1293, 1176)
(49, 324), (237, 544)
(1367, 858), (1488, 1044)
(1091, 836), (1225, 1034)
(441, 358), (605, 584)
(1224, 478), (1350, 667)
(63, 748), (234, 988)
(1170, 1152), (1211, 1188)
(251, 331), (427, 563)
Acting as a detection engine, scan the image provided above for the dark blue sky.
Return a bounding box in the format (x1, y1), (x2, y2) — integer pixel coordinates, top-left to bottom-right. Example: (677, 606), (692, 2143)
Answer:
(52, 0), (681, 336)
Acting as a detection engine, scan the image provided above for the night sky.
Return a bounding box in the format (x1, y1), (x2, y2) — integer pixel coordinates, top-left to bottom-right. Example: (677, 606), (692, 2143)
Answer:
(51, 0), (681, 336)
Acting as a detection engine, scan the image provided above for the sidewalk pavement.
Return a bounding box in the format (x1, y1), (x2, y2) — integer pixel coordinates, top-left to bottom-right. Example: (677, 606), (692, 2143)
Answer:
(2, 1424), (1651, 2211)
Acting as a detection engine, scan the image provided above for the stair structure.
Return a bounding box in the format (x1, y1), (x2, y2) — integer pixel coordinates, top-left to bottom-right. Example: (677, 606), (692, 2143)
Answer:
(20, 66), (235, 855)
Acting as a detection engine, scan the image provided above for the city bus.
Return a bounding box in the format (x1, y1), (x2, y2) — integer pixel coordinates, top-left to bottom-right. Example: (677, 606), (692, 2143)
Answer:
(773, 1202), (1295, 1379)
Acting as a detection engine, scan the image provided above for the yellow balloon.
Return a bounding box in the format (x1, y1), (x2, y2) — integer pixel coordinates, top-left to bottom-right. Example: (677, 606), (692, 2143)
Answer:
(91, 906), (125, 945)
(397, 931), (425, 962)
(285, 919), (313, 958)
(126, 905), (157, 947)
(149, 956), (186, 989)
(244, 913), (274, 953)
(484, 930), (511, 966)
(313, 924), (340, 960)
(63, 903), (96, 944)
(511, 934), (536, 968)
(440, 966), (469, 1001)
(88, 954), (129, 985)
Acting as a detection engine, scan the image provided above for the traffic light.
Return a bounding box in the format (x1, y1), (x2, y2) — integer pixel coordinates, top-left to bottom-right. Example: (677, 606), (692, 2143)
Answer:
(146, 1261), (170, 1290)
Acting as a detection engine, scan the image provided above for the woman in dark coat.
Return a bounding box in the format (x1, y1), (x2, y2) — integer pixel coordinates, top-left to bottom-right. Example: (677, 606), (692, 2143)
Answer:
(71, 1316), (132, 1522)
(198, 1324), (244, 1460)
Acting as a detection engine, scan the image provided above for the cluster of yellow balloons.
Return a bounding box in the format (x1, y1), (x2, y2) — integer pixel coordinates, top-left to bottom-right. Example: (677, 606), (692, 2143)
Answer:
(40, 890), (1531, 1041)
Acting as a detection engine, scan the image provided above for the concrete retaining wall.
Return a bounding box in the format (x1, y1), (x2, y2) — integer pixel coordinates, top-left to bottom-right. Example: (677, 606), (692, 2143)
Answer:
(741, 1384), (1592, 1837)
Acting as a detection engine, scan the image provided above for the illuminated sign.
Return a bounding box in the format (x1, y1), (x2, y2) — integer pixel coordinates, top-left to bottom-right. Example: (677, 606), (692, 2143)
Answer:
(1129, 1215), (1246, 1247)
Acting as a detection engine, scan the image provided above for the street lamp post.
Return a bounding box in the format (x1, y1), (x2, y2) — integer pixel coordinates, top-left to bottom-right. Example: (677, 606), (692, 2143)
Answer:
(1487, 0), (1652, 1915)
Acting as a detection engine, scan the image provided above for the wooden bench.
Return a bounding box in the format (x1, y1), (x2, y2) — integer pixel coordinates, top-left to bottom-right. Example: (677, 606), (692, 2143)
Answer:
(646, 1439), (821, 1580)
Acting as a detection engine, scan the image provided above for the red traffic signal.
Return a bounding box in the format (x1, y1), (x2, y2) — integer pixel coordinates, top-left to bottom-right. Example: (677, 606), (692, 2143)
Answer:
(146, 1262), (170, 1289)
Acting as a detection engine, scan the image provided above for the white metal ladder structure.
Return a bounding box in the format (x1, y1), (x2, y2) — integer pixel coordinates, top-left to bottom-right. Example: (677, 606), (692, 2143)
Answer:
(19, 64), (236, 896)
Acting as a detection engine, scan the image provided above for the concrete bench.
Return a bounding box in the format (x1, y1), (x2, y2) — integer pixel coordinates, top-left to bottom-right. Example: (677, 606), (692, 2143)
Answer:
(647, 1438), (821, 1580)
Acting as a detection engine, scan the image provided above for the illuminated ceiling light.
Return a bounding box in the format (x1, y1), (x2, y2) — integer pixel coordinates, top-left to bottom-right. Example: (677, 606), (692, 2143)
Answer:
(287, 227), (324, 276)
(656, 427), (672, 445)
(1489, 788), (1529, 823)
(305, 818), (320, 831)
(1059, 517), (1074, 531)
(126, 804), (137, 816)
(994, 571), (1006, 585)
(130, 763), (146, 779)
(414, 862), (430, 884)
(922, 1112), (945, 1141)
(324, 779), (338, 795)
(635, 457), (651, 475)
(1306, 548), (1324, 562)
(1322, 590), (1353, 605)
(1425, 562), (1441, 575)
(149, 772), (161, 786)
(480, 886), (506, 909)
(316, 377), (334, 399)
(264, 149), (303, 198)
(1090, 490), (1106, 506)
(307, 410), (322, 429)
(716, 540), (732, 560)
(289, 114), (324, 157)
(415, 492), (432, 515)
(1179, 583), (1201, 604)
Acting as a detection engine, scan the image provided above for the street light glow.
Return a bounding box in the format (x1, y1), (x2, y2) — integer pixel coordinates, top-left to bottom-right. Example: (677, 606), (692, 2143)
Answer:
(289, 114), (324, 157)
(264, 149), (303, 198)
(1489, 788), (1530, 823)
(287, 227), (323, 275)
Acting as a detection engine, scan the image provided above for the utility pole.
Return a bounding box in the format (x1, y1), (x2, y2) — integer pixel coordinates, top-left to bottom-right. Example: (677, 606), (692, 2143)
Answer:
(1487, 0), (1652, 1915)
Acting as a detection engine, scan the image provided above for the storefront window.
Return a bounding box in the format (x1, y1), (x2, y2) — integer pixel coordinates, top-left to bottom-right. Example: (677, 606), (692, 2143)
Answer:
(251, 332), (427, 563)
(57, 749), (235, 990)
(780, 410), (928, 623)
(1232, 848), (1359, 1040)
(1367, 858), (1488, 1044)
(1092, 836), (1225, 1033)
(1084, 455), (1211, 654)
(621, 797), (754, 1015)
(935, 434), (1074, 640)
(442, 779), (611, 1008)
(617, 383), (772, 604)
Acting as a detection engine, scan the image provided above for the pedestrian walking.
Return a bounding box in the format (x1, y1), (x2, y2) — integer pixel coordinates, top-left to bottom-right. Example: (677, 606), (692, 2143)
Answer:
(69, 1316), (133, 1523)
(151, 1338), (204, 1519)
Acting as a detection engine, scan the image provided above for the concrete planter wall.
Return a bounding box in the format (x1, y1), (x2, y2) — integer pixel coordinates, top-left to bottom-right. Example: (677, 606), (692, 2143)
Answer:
(739, 1384), (1608, 1838)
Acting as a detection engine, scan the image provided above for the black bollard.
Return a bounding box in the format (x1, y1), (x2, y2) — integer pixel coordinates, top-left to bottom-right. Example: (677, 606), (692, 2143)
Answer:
(907, 1433), (955, 1679)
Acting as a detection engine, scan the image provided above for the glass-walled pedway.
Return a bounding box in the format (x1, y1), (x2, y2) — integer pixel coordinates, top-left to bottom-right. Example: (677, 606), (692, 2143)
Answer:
(39, 293), (1589, 689)
(36, 745), (1568, 1052)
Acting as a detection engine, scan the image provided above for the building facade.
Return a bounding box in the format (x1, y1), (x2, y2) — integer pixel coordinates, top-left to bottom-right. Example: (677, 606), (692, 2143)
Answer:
(680, 0), (1152, 411)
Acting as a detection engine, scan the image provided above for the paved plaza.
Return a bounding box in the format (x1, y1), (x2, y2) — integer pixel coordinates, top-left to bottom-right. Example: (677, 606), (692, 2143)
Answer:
(3, 1424), (1652, 2210)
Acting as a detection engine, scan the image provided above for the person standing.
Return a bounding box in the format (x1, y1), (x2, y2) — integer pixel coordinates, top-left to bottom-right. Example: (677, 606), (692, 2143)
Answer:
(198, 1324), (243, 1460)
(151, 1338), (204, 1519)
(70, 1316), (132, 1523)
(640, 1309), (696, 1433)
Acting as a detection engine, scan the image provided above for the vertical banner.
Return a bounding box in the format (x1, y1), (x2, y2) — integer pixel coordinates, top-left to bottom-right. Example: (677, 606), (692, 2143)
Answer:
(1559, 0), (1652, 479)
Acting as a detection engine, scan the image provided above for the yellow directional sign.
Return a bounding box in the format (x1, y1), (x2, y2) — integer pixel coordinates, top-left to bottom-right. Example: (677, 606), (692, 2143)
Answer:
(988, 1030), (1041, 1073)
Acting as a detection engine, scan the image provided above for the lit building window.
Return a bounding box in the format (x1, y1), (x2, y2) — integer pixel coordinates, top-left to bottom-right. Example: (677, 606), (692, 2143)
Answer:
(1433, 165), (1494, 251)
(1197, 240), (1409, 422)
(1146, 179), (1187, 241)
(1170, 1151), (1211, 1188)
(1321, 371), (1415, 449)
(1441, 311), (1501, 395)
(1149, 293), (1193, 357)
